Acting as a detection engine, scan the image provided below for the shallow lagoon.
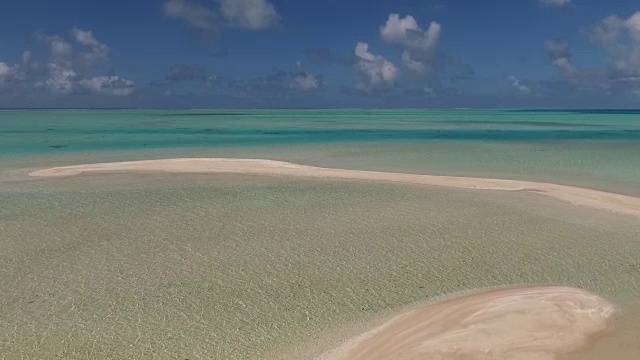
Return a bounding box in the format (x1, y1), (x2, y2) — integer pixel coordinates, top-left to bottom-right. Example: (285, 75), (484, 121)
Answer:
(1, 110), (640, 358)
(1, 172), (639, 358)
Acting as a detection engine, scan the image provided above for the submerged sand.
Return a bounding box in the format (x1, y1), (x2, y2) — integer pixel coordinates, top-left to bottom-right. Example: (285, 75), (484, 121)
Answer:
(30, 158), (640, 218)
(318, 286), (615, 360)
(4, 169), (640, 358)
(25, 159), (636, 358)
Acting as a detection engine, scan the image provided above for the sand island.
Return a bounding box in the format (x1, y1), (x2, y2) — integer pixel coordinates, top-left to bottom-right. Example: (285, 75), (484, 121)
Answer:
(30, 158), (640, 218)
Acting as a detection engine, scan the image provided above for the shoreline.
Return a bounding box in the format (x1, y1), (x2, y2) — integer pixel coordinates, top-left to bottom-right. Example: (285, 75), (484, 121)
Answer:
(29, 158), (640, 218)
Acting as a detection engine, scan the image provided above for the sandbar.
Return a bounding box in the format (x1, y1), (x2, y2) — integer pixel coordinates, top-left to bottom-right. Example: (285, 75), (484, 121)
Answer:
(317, 286), (615, 360)
(29, 158), (640, 217)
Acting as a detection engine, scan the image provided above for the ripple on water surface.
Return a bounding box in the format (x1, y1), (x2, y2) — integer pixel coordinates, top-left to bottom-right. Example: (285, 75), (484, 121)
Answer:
(1, 173), (640, 358)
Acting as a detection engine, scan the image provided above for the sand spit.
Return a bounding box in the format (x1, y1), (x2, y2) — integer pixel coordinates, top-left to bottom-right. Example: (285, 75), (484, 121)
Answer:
(29, 158), (640, 217)
(317, 286), (615, 360)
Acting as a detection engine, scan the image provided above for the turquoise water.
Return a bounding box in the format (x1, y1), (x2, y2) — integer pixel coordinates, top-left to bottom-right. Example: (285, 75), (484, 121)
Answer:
(1, 109), (639, 195)
(1, 109), (640, 155)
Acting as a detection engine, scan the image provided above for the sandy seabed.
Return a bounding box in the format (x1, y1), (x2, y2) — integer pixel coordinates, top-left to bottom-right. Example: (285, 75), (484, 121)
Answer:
(24, 158), (640, 359)
(317, 286), (614, 360)
(30, 158), (640, 218)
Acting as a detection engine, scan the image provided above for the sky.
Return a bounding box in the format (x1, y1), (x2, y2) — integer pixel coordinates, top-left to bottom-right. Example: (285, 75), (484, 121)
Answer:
(1, 0), (640, 108)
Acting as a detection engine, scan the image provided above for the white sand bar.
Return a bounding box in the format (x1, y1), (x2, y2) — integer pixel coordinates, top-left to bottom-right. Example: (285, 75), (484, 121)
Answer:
(318, 286), (615, 360)
(29, 158), (640, 217)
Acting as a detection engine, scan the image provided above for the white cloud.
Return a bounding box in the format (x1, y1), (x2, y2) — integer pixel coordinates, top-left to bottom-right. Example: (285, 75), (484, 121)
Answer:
(78, 76), (135, 96)
(1, 28), (134, 97)
(590, 12), (640, 75)
(508, 75), (530, 92)
(163, 0), (219, 31)
(538, 17), (640, 97)
(45, 64), (79, 94)
(591, 15), (624, 45)
(38, 34), (73, 63)
(216, 0), (279, 29)
(626, 12), (640, 42)
(380, 14), (441, 75)
(551, 57), (577, 76)
(0, 54), (30, 90)
(380, 14), (421, 45)
(540, 0), (571, 6)
(0, 62), (12, 76)
(290, 73), (321, 91)
(71, 28), (103, 48)
(380, 14), (441, 50)
(162, 0), (279, 33)
(545, 39), (577, 77)
(354, 42), (398, 93)
(50, 38), (73, 59)
(71, 28), (110, 63)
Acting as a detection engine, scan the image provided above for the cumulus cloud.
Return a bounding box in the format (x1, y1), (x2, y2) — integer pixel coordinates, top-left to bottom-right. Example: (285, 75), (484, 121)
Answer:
(216, 0), (279, 29)
(380, 14), (441, 50)
(380, 14), (441, 75)
(0, 62), (14, 77)
(290, 73), (322, 91)
(508, 75), (530, 92)
(354, 42), (398, 94)
(545, 39), (577, 77)
(347, 13), (455, 96)
(0, 50), (37, 94)
(78, 76), (135, 96)
(71, 28), (110, 63)
(536, 13), (640, 99)
(37, 34), (74, 66)
(162, 0), (279, 36)
(590, 12), (640, 75)
(591, 16), (624, 46)
(628, 12), (640, 42)
(37, 28), (110, 69)
(0, 28), (133, 98)
(163, 0), (219, 32)
(540, 0), (571, 6)
(44, 64), (80, 94)
(0, 61), (21, 93)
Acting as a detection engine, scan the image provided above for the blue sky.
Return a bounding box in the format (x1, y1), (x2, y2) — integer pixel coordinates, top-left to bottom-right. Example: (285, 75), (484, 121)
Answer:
(1, 0), (639, 108)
